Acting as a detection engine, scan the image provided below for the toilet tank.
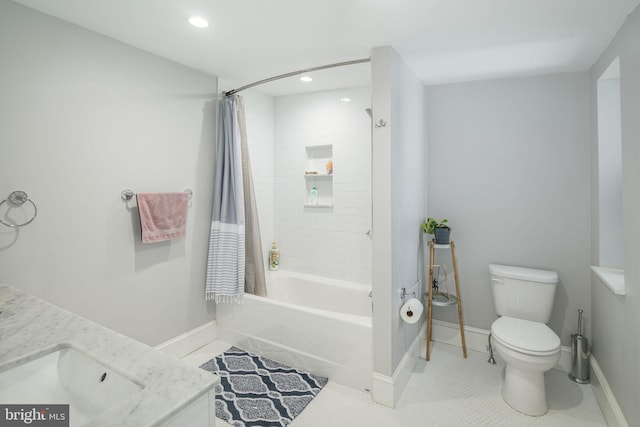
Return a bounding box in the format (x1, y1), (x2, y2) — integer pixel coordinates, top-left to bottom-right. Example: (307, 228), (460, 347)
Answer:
(489, 264), (559, 323)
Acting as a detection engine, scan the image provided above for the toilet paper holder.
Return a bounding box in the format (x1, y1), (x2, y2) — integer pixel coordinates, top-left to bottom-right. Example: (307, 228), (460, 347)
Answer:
(400, 287), (416, 300)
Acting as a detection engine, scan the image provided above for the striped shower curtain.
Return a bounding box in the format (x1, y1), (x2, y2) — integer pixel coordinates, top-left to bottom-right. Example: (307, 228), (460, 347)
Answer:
(206, 95), (267, 302)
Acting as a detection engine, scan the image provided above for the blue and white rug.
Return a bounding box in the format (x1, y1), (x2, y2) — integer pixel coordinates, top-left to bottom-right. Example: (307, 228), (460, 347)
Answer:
(199, 346), (328, 427)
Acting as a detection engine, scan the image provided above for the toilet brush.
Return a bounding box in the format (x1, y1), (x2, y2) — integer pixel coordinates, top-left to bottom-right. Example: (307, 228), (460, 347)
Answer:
(569, 309), (590, 383)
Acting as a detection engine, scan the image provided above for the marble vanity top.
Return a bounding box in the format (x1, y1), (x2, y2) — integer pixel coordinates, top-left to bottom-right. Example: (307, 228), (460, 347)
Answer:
(0, 285), (218, 427)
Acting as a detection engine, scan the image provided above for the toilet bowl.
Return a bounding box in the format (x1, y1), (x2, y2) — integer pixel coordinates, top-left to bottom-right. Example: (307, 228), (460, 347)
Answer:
(491, 316), (561, 416)
(489, 264), (561, 416)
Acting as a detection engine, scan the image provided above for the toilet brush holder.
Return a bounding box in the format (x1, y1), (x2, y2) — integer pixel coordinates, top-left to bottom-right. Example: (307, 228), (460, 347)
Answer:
(569, 309), (591, 384)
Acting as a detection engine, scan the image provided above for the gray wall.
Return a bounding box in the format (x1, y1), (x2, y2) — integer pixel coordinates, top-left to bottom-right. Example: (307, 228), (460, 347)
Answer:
(590, 5), (640, 426)
(0, 2), (217, 345)
(372, 46), (427, 378)
(426, 73), (591, 345)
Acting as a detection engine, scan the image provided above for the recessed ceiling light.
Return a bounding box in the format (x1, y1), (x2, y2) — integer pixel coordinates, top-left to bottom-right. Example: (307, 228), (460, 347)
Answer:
(188, 16), (209, 28)
(300, 76), (313, 82)
(340, 97), (351, 103)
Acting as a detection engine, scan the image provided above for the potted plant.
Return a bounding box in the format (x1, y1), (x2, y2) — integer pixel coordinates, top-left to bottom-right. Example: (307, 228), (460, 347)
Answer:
(422, 217), (451, 244)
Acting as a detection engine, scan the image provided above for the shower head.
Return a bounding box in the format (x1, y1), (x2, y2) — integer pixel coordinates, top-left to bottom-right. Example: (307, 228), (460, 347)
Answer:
(365, 108), (372, 118)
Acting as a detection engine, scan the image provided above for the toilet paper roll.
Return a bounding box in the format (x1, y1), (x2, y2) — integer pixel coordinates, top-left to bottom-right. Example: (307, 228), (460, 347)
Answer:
(400, 298), (424, 324)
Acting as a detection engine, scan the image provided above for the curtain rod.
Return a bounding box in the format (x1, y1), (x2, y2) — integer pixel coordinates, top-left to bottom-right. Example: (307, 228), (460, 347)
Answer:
(224, 57), (371, 97)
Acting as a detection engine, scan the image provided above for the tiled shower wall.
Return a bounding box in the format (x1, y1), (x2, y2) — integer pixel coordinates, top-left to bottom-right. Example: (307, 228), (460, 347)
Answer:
(273, 87), (372, 284)
(239, 88), (276, 262)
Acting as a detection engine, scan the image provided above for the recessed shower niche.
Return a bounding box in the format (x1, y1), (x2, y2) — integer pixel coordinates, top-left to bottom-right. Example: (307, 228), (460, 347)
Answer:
(304, 144), (333, 208)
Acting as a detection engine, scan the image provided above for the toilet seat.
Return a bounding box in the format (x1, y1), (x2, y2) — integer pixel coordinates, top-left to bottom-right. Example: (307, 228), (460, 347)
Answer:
(491, 316), (560, 356)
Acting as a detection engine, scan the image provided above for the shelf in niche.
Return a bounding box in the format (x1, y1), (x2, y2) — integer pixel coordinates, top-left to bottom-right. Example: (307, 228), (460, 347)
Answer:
(305, 144), (333, 208)
(305, 145), (333, 175)
(303, 203), (334, 208)
(304, 173), (333, 178)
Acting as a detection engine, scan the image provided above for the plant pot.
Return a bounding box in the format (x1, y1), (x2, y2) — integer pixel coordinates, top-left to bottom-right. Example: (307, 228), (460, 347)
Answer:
(434, 228), (451, 244)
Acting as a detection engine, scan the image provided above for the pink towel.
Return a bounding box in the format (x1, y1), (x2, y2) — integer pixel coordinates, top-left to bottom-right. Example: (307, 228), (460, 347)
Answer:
(137, 192), (189, 244)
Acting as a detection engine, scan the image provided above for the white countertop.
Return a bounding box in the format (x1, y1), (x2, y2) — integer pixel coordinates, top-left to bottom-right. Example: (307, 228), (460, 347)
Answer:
(0, 285), (218, 427)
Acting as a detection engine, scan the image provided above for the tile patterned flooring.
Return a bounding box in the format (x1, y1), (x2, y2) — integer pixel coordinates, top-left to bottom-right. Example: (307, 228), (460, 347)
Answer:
(183, 340), (607, 427)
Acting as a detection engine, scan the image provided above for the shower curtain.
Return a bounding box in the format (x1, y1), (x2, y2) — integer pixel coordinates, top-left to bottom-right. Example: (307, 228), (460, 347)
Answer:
(236, 96), (268, 298)
(206, 95), (267, 302)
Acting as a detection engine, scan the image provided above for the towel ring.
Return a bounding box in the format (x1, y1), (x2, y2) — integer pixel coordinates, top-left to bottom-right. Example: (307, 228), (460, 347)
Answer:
(0, 191), (38, 228)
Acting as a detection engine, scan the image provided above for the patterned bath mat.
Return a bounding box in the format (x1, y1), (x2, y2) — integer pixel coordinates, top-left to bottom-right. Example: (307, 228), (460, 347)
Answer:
(199, 346), (328, 427)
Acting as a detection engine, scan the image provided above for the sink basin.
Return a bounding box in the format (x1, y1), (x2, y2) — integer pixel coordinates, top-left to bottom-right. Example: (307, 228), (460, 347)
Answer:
(0, 345), (144, 426)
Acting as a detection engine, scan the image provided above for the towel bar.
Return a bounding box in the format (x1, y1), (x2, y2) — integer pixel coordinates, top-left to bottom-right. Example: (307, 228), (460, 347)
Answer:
(121, 188), (193, 202)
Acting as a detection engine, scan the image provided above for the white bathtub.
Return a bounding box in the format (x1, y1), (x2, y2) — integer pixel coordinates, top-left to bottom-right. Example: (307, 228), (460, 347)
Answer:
(216, 270), (372, 391)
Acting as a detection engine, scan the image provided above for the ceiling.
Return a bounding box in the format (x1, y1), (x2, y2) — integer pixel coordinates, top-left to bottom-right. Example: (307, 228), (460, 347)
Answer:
(11, 0), (640, 96)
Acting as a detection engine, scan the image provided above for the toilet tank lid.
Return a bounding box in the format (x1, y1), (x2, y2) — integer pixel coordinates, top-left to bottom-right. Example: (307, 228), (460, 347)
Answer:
(489, 264), (558, 284)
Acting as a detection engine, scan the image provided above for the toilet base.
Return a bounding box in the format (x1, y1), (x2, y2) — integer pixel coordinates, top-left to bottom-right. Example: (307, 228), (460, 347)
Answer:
(502, 365), (548, 416)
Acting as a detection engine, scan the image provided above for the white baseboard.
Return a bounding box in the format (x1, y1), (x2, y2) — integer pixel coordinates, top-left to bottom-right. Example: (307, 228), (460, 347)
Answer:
(155, 321), (217, 359)
(430, 320), (572, 373)
(431, 319), (489, 354)
(590, 355), (629, 427)
(372, 323), (425, 408)
(371, 372), (394, 408)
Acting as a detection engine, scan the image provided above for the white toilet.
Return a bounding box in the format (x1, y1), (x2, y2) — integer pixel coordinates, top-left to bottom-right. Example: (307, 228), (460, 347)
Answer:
(489, 264), (561, 416)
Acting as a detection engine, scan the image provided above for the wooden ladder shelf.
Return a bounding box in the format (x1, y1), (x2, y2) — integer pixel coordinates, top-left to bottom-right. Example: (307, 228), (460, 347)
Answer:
(426, 239), (467, 361)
